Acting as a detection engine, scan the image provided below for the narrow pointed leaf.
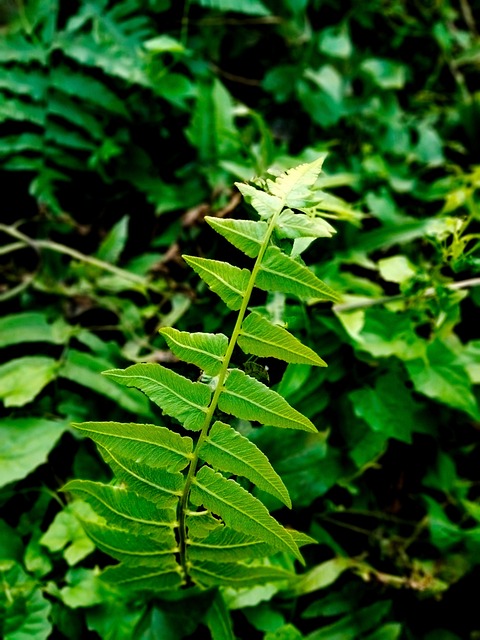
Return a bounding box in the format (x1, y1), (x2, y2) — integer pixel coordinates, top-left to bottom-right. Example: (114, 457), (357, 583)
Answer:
(79, 522), (178, 563)
(239, 311), (327, 367)
(190, 560), (293, 588)
(102, 561), (184, 591)
(205, 216), (268, 258)
(63, 480), (178, 537)
(235, 183), (283, 219)
(98, 450), (185, 507)
(204, 591), (235, 640)
(184, 255), (251, 310)
(276, 209), (335, 239)
(219, 369), (316, 432)
(257, 247), (340, 303)
(73, 422), (192, 472)
(191, 465), (302, 560)
(189, 526), (273, 562)
(268, 156), (326, 208)
(103, 364), (211, 430)
(199, 421), (291, 506)
(159, 327), (227, 376)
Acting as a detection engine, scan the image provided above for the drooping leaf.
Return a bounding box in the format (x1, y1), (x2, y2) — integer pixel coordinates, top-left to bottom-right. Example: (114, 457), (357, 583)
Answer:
(183, 255), (251, 310)
(205, 216), (268, 258)
(219, 369), (316, 432)
(73, 421), (192, 472)
(103, 364), (211, 430)
(190, 560), (292, 588)
(275, 209), (335, 240)
(257, 247), (340, 303)
(191, 465), (302, 560)
(159, 327), (228, 376)
(0, 417), (67, 488)
(0, 356), (58, 407)
(268, 156), (326, 208)
(235, 183), (283, 219)
(199, 421), (291, 506)
(239, 311), (327, 366)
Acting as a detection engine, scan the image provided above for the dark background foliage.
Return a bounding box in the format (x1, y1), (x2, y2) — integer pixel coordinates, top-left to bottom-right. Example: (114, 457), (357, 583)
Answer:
(1, 0), (479, 638)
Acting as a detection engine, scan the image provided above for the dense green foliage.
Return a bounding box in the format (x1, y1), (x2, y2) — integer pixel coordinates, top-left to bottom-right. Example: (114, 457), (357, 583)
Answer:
(1, 0), (480, 638)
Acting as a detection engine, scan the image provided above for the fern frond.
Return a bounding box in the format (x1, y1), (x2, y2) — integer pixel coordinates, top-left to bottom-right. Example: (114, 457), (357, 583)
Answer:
(68, 157), (342, 592)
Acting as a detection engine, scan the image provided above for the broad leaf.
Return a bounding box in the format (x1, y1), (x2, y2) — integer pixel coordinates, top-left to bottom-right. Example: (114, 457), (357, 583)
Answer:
(199, 420), (291, 506)
(0, 356), (58, 407)
(235, 183), (283, 219)
(219, 369), (316, 432)
(0, 418), (67, 488)
(191, 465), (302, 560)
(194, 0), (270, 16)
(205, 216), (268, 258)
(276, 209), (335, 239)
(73, 421), (192, 472)
(239, 311), (327, 366)
(104, 364), (211, 430)
(257, 247), (340, 302)
(268, 156), (326, 208)
(204, 590), (235, 640)
(183, 255), (251, 310)
(159, 327), (227, 376)
(190, 560), (292, 588)
(0, 312), (71, 347)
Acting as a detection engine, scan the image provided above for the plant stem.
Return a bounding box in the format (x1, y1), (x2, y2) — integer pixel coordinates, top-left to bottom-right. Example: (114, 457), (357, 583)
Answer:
(0, 223), (150, 288)
(177, 203), (285, 578)
(332, 277), (480, 313)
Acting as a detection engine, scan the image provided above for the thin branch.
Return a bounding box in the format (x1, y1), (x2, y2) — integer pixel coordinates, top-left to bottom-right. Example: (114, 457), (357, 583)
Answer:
(0, 224), (151, 289)
(332, 277), (480, 313)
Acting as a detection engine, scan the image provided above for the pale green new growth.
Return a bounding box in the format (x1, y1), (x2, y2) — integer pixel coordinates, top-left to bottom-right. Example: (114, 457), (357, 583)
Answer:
(65, 158), (341, 592)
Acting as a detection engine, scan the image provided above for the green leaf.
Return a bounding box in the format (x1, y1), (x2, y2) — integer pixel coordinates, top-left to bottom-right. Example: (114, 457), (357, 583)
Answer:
(59, 567), (110, 609)
(189, 526), (273, 562)
(275, 210), (335, 240)
(361, 58), (407, 89)
(204, 590), (235, 640)
(63, 480), (178, 539)
(159, 327), (228, 376)
(0, 356), (58, 407)
(101, 561), (184, 592)
(191, 466), (302, 560)
(235, 183), (283, 219)
(96, 215), (129, 263)
(194, 0), (270, 16)
(268, 156), (326, 208)
(205, 216), (268, 258)
(405, 340), (480, 419)
(257, 247), (340, 303)
(104, 364), (211, 430)
(219, 369), (316, 432)
(0, 312), (71, 347)
(60, 350), (153, 418)
(199, 421), (291, 507)
(305, 601), (391, 640)
(0, 562), (52, 640)
(190, 560), (292, 588)
(378, 255), (416, 283)
(285, 557), (353, 597)
(184, 255), (251, 310)
(0, 418), (67, 488)
(40, 502), (96, 566)
(73, 421), (192, 472)
(239, 311), (327, 366)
